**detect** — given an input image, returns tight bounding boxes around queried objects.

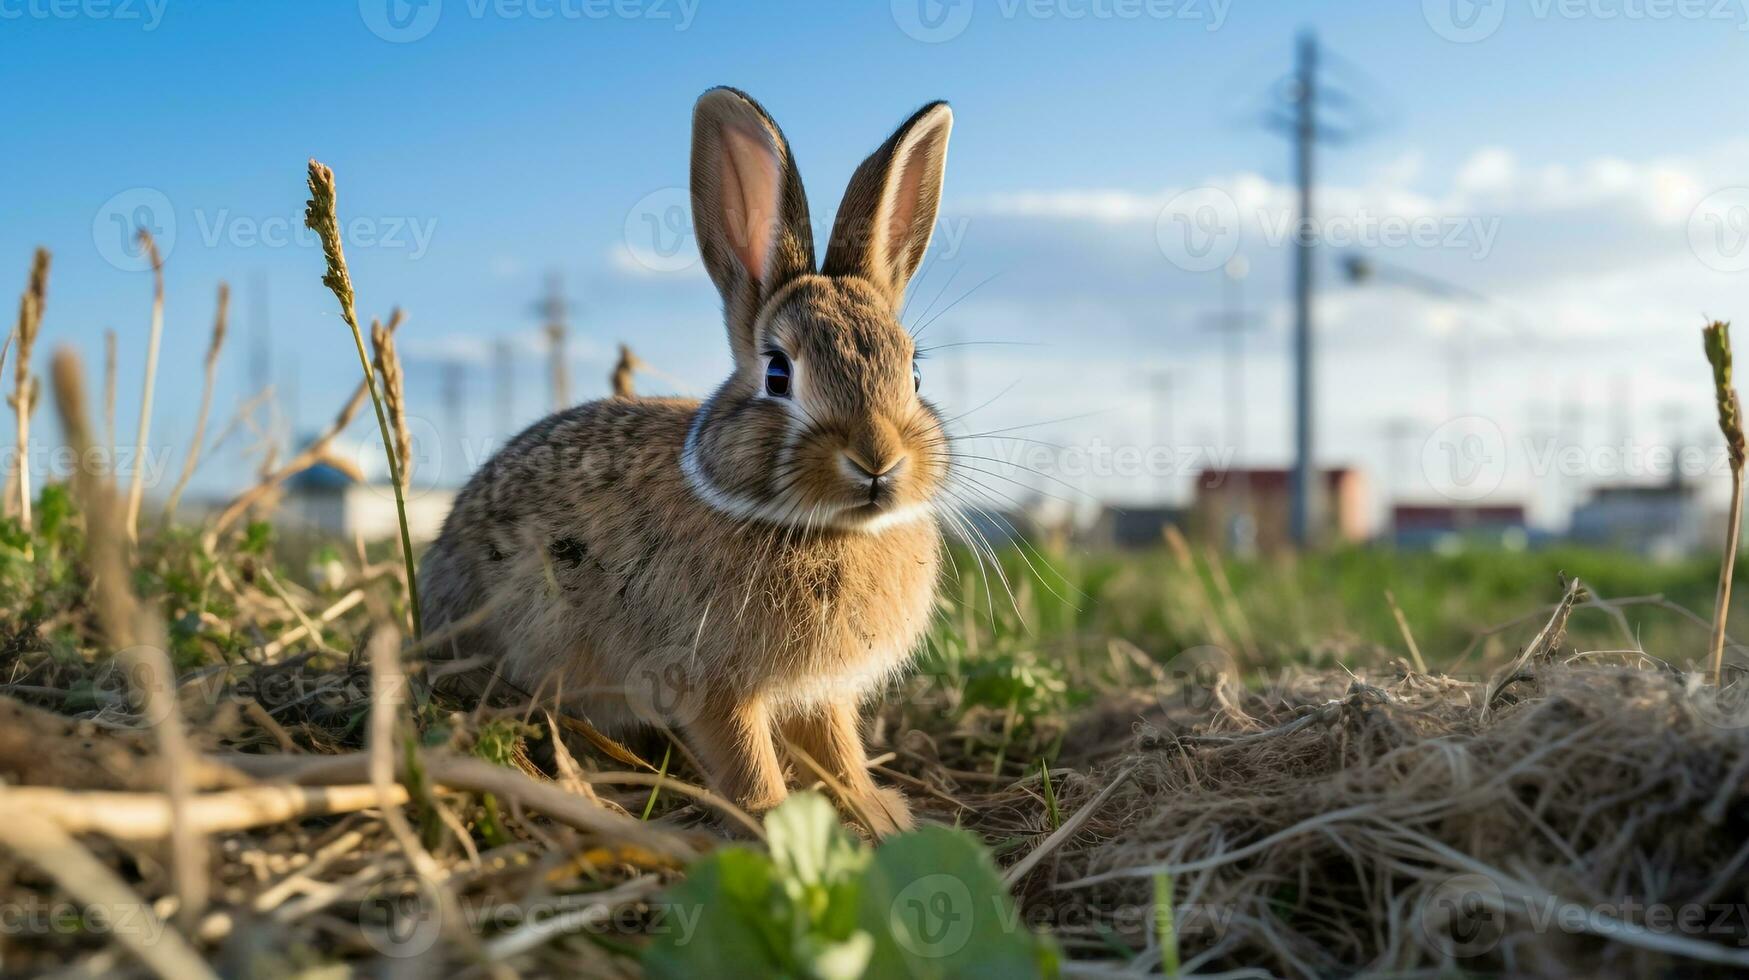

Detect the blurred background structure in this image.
[5,2,1748,557]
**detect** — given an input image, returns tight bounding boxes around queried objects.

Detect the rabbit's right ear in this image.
[691,88,815,361]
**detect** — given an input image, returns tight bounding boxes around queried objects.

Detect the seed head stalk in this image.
[305,160,422,638]
[124,232,164,544]
[1704,320,1745,686]
[11,248,49,535]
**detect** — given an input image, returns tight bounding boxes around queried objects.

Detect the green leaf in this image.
[767,792,871,892]
[643,795,1054,980]
[644,848,788,979]
[858,826,1057,980]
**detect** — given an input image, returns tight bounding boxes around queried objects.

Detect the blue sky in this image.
[4,0,1749,526]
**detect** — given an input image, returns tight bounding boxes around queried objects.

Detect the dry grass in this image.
[2,171,1748,979]
[3,533,1748,977]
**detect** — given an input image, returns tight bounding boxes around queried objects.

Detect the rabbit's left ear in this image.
[822,102,953,311]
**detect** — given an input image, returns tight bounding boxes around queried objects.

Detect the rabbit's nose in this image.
[842,452,907,490]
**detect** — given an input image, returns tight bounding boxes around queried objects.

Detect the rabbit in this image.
[419,87,957,834]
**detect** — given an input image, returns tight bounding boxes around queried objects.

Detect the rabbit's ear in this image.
[822,102,953,311]
[691,87,815,358]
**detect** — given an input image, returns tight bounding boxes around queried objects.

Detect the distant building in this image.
[1569,481,1704,558]
[1086,504,1188,549]
[1191,467,1369,553]
[1392,503,1530,552]
[281,462,455,543]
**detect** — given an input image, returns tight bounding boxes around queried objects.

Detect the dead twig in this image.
[164,283,228,518]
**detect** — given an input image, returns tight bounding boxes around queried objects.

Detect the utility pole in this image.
[1290,32,1316,548]
[1262,31,1373,548]
[539,272,571,411]
[1200,256,1259,467]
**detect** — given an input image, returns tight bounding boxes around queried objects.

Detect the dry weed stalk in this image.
[103,327,117,462]
[611,343,640,399]
[370,316,412,480]
[9,248,49,531]
[49,347,209,938]
[124,231,165,543]
[1706,320,1745,685]
[304,160,422,637]
[164,284,228,518]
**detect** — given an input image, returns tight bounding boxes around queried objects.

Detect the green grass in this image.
[932,541,1731,666]
[911,540,1739,767]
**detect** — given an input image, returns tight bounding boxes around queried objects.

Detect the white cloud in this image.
[894,139,1749,521]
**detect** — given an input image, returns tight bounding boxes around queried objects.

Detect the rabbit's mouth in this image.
[832,498,935,534]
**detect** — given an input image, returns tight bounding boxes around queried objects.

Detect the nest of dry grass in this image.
[936,652,1749,978]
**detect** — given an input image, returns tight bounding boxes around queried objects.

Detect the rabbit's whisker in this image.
[910,270,1002,343]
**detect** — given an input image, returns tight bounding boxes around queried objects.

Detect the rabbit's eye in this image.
[764,352,792,398]
[912,361,921,392]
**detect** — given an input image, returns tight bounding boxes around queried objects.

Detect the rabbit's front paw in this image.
[855,785,914,836]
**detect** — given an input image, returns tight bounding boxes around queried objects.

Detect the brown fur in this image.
[421,88,956,831]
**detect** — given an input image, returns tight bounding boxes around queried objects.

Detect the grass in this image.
[7,490,1749,975]
[3,165,1749,976]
